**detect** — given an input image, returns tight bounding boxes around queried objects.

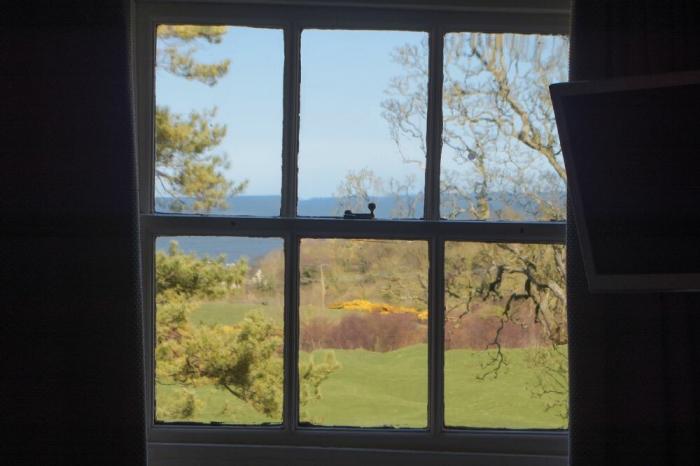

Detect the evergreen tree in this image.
[155,25,248,212]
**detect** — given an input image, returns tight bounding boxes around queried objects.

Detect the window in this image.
[135,2,569,465]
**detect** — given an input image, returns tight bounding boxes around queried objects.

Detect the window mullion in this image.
[429,236,445,434]
[281,22,301,218]
[282,20,302,432]
[284,233,301,432]
[424,27,444,221]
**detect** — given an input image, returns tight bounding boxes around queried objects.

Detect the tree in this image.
[155,25,248,212]
[155,241,338,421]
[334,168,383,214]
[335,169,422,218]
[153,28,339,421]
[381,33,569,421]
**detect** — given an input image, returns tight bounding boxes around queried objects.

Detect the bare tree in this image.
[334,168,383,214]
[335,169,423,218]
[383,32,570,421]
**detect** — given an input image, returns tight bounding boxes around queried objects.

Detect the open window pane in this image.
[299,238,428,427]
[440,33,569,221]
[298,30,428,218]
[444,241,568,429]
[155,25,283,215]
[154,236,284,425]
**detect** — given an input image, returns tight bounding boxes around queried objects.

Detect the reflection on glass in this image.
[440,33,569,221]
[299,239,428,427]
[155,25,283,215]
[444,241,568,429]
[298,30,428,218]
[154,236,284,425]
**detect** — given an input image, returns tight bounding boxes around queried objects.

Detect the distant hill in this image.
[156,195,412,218]
[155,195,410,261]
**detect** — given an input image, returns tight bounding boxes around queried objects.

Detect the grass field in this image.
[157,301,568,429]
[191,300,284,326]
[192,300,350,326]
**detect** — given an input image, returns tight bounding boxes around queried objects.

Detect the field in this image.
[157,301,567,430]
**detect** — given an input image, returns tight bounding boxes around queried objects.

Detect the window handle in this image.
[343,202,376,219]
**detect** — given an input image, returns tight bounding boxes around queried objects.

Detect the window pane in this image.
[299,239,428,427]
[444,241,568,429]
[154,236,284,425]
[440,33,569,221]
[298,30,428,218]
[155,25,283,215]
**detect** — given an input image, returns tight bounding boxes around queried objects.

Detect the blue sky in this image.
[156,27,427,200]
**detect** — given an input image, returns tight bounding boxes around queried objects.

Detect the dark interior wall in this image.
[1,1,145,464]
[2,1,699,465]
[568,1,700,465]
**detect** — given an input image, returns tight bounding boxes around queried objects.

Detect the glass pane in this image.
[444,242,568,429]
[155,25,283,215]
[440,33,569,220]
[154,236,284,425]
[299,239,428,427]
[298,30,428,218]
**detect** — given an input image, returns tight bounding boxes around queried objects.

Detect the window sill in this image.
[148,440,568,466]
[147,427,568,465]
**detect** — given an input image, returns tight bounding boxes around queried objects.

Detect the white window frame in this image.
[133,1,570,465]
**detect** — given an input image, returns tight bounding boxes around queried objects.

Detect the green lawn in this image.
[191,300,283,326]
[192,301,375,327]
[300,346,427,428]
[157,344,567,429]
[443,347,567,429]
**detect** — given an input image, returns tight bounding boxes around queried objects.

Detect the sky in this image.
[156,27,427,200]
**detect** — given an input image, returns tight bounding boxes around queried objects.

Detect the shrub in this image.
[301,312,426,352]
[445,313,546,350]
[329,299,428,321]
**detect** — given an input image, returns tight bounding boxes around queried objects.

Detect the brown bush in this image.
[445,314,546,350]
[301,312,426,352]
[300,316,336,351]
[301,303,547,352]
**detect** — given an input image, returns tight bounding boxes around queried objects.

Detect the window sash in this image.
[136,1,569,217]
[135,0,569,460]
[141,224,566,451]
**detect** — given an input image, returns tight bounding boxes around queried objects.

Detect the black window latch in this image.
[343,202,376,219]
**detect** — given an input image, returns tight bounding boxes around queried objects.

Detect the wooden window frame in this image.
[133,1,569,464]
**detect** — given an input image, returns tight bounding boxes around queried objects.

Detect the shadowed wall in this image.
[1,2,145,464]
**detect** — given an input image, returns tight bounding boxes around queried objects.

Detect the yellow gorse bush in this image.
[328,299,428,321]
